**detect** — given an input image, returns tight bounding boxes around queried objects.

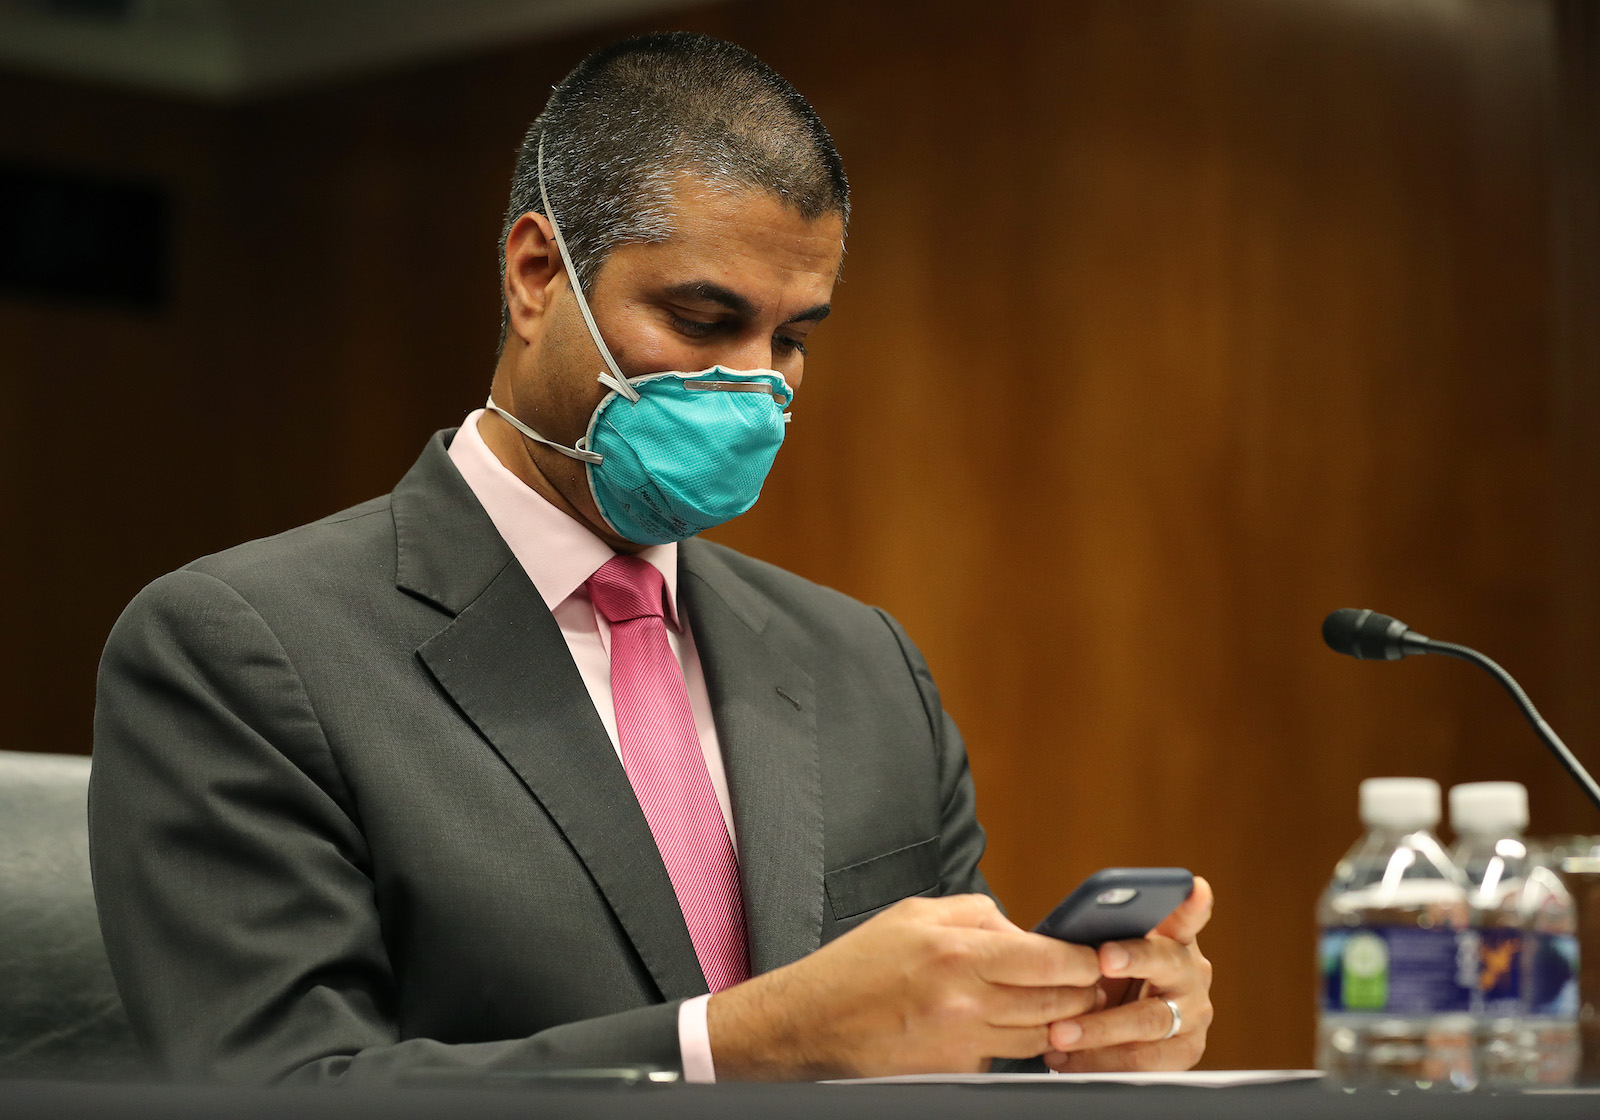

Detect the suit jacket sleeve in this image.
[870,609,993,904]
[873,608,1050,1076]
[89,569,682,1085]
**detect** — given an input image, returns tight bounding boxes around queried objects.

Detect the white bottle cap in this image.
[1449,781,1528,835]
[1359,777,1441,829]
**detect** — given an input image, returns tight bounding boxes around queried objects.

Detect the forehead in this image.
[602,174,845,309]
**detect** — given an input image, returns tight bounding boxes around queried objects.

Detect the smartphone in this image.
[1033,867,1194,947]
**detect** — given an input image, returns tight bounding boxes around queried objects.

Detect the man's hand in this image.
[707,894,1101,1080]
[1041,876,1215,1072]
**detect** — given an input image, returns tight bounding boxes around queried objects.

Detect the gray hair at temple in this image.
[496,31,850,352]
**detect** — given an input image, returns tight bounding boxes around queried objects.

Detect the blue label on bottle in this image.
[1527,932,1578,1016]
[1473,928,1524,1015]
[1320,926,1472,1015]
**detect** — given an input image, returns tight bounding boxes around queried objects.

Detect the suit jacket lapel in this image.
[681,541,823,976]
[397,432,708,1002]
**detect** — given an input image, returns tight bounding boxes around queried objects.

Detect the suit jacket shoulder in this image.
[185,494,396,589]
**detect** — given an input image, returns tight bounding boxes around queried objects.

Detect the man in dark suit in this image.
[89,32,1213,1083]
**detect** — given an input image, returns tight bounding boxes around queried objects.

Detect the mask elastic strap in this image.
[536,135,640,403]
[484,397,604,465]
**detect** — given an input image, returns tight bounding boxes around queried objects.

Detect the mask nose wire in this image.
[536,135,641,404]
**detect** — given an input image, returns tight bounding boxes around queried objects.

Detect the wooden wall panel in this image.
[1553,0,1600,843]
[1,0,1589,1072]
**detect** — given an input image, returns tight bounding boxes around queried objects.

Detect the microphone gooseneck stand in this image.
[1323,608,1600,814]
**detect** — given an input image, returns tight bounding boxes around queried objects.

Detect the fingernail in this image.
[1054,1021,1083,1048]
[1102,944,1129,972]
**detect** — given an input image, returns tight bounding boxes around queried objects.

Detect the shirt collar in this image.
[446,409,680,628]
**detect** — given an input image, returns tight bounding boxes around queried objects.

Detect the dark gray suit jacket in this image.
[88,431,993,1084]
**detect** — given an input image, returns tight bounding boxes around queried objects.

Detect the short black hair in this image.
[497,31,849,350]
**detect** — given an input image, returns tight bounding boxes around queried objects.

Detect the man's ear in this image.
[504,211,567,345]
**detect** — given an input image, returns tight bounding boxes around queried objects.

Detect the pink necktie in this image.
[586,555,749,992]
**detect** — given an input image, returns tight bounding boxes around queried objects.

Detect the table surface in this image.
[7,1078,1600,1120]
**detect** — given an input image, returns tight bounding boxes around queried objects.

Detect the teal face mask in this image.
[486,138,795,546]
[487,366,791,546]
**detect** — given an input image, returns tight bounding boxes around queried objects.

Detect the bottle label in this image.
[1471,928,1524,1015]
[1320,926,1471,1014]
[1527,932,1578,1017]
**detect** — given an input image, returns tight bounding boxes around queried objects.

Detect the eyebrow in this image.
[664,280,831,325]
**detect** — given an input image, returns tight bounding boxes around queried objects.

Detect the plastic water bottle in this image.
[1448,781,1535,1087]
[1523,841,1581,1085]
[1317,778,1474,1090]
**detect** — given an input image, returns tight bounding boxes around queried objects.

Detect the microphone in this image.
[1322,609,1600,813]
[1322,608,1430,661]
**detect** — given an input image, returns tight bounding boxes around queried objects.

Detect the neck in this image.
[480,364,646,555]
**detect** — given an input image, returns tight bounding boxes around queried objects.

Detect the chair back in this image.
[0,750,147,1079]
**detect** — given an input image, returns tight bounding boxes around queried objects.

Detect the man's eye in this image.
[774,334,807,356]
[670,315,720,338]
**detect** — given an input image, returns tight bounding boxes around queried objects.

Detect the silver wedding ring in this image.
[1161,998,1182,1040]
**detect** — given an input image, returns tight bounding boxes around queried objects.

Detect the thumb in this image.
[1153,875,1213,944]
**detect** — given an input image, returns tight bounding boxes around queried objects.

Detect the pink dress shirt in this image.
[448,409,723,1082]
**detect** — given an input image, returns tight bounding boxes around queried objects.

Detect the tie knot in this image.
[586,555,668,624]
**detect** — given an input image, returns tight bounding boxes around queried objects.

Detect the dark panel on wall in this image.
[0,0,1587,1072]
[0,162,169,309]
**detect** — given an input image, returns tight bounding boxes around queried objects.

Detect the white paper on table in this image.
[824,1070,1325,1088]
